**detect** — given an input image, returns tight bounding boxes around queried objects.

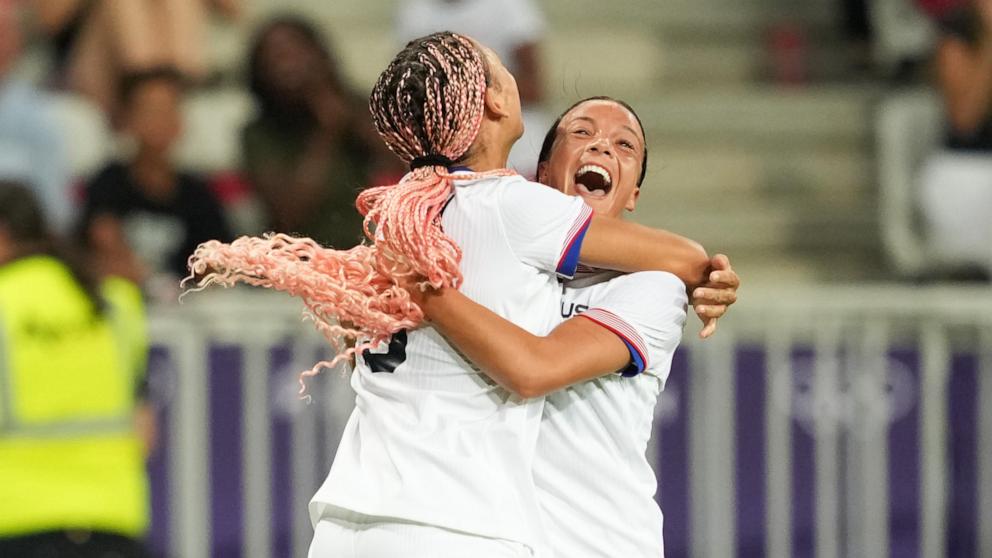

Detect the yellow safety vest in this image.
[0,255,149,538]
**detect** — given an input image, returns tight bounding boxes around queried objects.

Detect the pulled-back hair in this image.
[537,96,649,187]
[187,32,513,391]
[0,181,106,315]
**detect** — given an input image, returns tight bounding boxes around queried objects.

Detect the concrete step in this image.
[244,0,837,32]
[632,196,876,251]
[611,86,880,147]
[641,143,872,208]
[720,248,887,284]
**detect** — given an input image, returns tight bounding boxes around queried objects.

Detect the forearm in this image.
[940,39,992,134]
[419,288,629,397]
[420,288,549,394]
[579,216,710,289]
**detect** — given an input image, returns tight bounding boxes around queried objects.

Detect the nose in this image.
[587,137,613,157]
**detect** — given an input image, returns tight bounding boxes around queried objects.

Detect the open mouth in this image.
[574,164,613,198]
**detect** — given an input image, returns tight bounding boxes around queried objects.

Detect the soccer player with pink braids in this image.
[188,33,714,557]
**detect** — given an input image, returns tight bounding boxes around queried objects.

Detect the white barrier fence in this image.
[149,286,992,558]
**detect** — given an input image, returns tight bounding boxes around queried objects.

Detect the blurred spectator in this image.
[395,0,552,176]
[78,67,232,296]
[0,0,72,233]
[32,0,240,118]
[0,181,153,558]
[243,17,399,249]
[918,0,992,276]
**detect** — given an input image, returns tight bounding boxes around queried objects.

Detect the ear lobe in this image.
[625,188,640,212]
[483,86,510,120]
[537,161,549,185]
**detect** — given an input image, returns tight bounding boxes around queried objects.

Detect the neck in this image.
[131,149,176,198]
[458,124,512,172]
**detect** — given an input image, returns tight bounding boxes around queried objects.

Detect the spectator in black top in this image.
[918,0,992,277]
[78,67,231,297]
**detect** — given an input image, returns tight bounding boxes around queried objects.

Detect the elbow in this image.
[677,240,710,289]
[503,373,550,399]
[501,356,561,399]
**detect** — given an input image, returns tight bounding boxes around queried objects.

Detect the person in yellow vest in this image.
[0,181,153,557]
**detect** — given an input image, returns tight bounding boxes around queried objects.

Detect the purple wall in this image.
[144,344,982,558]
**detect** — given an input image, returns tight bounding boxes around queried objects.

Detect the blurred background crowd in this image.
[1,0,990,557]
[1,0,990,291]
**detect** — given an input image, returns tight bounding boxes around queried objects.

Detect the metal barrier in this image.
[147,286,992,558]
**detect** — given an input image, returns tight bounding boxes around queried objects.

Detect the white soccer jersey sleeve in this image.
[497,179,592,279]
[576,271,688,382]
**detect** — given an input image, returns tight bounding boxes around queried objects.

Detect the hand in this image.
[691,253,739,339]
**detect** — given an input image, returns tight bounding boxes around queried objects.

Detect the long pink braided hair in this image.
[186,32,514,390]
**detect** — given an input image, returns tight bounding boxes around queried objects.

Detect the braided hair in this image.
[187,32,514,391]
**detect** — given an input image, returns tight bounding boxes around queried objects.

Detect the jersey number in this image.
[361,330,408,373]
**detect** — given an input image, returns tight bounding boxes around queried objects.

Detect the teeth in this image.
[577,164,611,186]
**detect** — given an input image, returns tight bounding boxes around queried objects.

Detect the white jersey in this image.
[310,173,593,554]
[535,271,687,558]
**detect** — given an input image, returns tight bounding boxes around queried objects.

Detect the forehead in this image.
[559,100,644,142]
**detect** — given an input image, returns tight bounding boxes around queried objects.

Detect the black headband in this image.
[409,154,455,171]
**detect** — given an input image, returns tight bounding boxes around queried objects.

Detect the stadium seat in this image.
[175,88,258,173]
[875,88,945,277]
[47,92,113,179]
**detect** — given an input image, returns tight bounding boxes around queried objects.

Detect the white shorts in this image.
[308,508,535,558]
[919,151,992,271]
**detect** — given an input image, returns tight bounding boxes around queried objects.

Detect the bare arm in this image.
[417,287,630,398]
[579,215,710,289]
[937,36,992,135]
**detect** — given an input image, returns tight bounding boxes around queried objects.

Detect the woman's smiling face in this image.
[538,100,646,217]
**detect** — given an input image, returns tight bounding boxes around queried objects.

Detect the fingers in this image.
[694,304,728,321]
[699,317,718,339]
[707,254,740,288]
[710,253,732,271]
[692,287,738,306]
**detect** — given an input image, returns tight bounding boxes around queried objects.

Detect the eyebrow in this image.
[570,116,643,144]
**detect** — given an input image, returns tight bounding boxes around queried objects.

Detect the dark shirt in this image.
[939,8,992,151]
[79,162,232,278]
[242,116,371,249]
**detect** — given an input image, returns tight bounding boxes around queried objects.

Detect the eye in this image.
[572,128,591,136]
[619,140,635,150]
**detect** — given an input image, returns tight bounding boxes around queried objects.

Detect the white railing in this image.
[149,285,992,558]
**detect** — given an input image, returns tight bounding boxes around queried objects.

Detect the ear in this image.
[483,84,511,121]
[625,188,640,212]
[536,161,550,185]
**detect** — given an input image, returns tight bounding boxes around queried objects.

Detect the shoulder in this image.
[101,276,145,314]
[590,271,688,331]
[604,271,687,302]
[494,175,569,202]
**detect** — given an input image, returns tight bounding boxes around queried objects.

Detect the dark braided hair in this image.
[186,32,515,392]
